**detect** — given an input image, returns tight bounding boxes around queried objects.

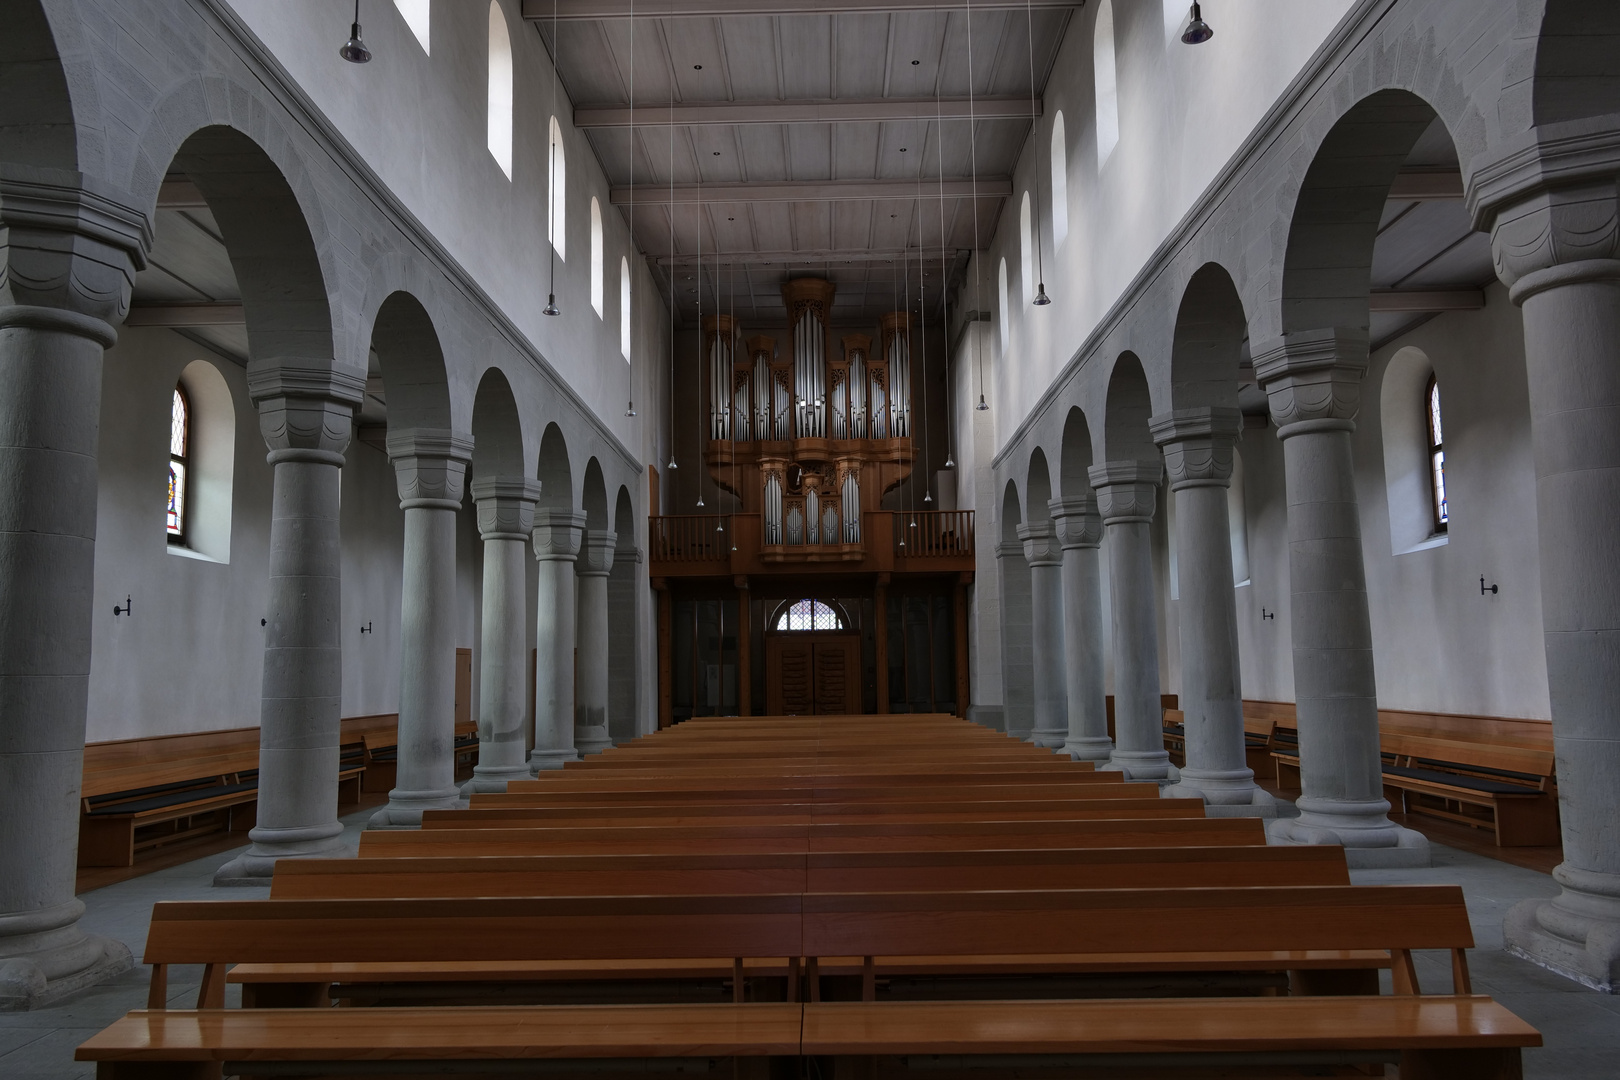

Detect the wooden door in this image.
[765,633,861,715]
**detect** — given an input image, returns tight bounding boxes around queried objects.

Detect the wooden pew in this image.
[422,799,1196,830]
[1378,731,1559,846]
[801,997,1539,1079]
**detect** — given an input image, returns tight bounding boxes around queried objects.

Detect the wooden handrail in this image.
[894,510,975,557]
[650,514,732,562]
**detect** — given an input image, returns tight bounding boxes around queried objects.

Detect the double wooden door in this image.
[764,633,861,715]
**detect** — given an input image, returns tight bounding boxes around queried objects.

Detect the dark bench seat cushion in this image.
[85,780,258,817]
[1382,765,1540,796]
[85,777,234,809]
[1409,757,1544,785]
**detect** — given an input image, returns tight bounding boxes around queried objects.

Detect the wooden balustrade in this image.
[651,515,733,568]
[650,511,974,579]
[893,511,975,560]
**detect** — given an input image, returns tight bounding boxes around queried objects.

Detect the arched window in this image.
[620,256,632,362]
[776,599,844,631]
[1428,375,1448,532]
[487,2,513,178]
[393,0,430,53]
[1050,111,1068,247]
[590,197,604,318]
[1093,0,1119,167]
[997,258,1010,352]
[548,115,567,259]
[167,385,190,542]
[1019,191,1035,304]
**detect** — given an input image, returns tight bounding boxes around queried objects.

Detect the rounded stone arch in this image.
[469,367,526,480]
[370,291,453,433]
[582,458,610,532]
[1025,449,1054,522]
[0,1,88,171]
[1058,405,1095,497]
[1101,352,1158,463]
[153,124,339,380]
[1520,1,1620,128]
[537,422,575,511]
[1279,89,1452,337]
[1000,480,1022,543]
[1169,263,1248,411]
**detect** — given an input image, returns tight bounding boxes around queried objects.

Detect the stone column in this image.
[1017,521,1066,749]
[1152,408,1274,815]
[530,509,586,770]
[0,171,147,1006]
[216,364,367,883]
[1484,175,1620,988]
[370,432,474,828]
[1089,461,1173,781]
[464,476,540,793]
[1049,496,1112,762]
[995,539,1034,738]
[1253,330,1426,866]
[574,530,617,755]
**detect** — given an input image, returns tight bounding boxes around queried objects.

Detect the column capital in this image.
[248,363,364,464]
[1016,521,1063,567]
[1048,495,1102,549]
[0,166,150,330]
[577,530,619,577]
[532,508,587,561]
[388,429,474,511]
[1251,328,1368,438]
[471,475,542,541]
[1088,460,1161,525]
[994,538,1025,561]
[1151,407,1242,490]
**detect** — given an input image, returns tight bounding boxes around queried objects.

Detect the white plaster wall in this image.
[89,329,412,742]
[981,0,1356,434]
[224,0,663,453]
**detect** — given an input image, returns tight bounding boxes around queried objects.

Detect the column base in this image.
[965,705,1005,732]
[1166,768,1278,817]
[1503,864,1620,992]
[1101,749,1176,782]
[575,725,614,756]
[529,748,581,773]
[214,821,348,886]
[368,786,466,830]
[460,762,532,796]
[1265,796,1430,868]
[1061,736,1115,763]
[1028,726,1068,750]
[0,900,134,1011]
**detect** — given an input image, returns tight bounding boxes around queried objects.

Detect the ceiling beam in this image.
[659,248,973,265]
[126,302,245,327]
[526,1,1078,19]
[1367,289,1484,313]
[612,177,1010,204]
[578,97,1037,128]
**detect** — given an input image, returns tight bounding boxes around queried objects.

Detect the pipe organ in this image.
[703,278,918,555]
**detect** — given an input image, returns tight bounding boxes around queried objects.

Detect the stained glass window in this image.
[1427,375,1447,532]
[776,599,843,632]
[168,385,189,540]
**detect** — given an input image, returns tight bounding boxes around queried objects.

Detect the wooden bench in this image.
[425,799,1194,830]
[1379,731,1559,847]
[357,816,1269,857]
[77,996,1540,1079]
[78,728,360,867]
[800,996,1539,1080]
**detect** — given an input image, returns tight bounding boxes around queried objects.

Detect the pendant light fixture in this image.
[624,2,638,422]
[626,401,637,417]
[966,0,989,415]
[1027,0,1051,306]
[935,77,956,474]
[339,0,371,63]
[1181,3,1214,45]
[666,50,678,476]
[542,0,561,316]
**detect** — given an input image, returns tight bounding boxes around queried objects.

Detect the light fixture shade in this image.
[1182,3,1213,44]
[667,457,679,470]
[340,23,371,63]
[625,401,637,417]
[976,394,989,412]
[716,520,725,532]
[944,456,956,469]
[542,294,561,317]
[924,491,933,503]
[696,494,705,508]
[1033,283,1052,306]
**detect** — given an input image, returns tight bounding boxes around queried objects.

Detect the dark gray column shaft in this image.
[1018,521,1066,749]
[575,530,617,755]
[1049,496,1111,762]
[466,477,540,792]
[531,509,586,771]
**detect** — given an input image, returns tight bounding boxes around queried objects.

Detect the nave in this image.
[40,714,1582,1078]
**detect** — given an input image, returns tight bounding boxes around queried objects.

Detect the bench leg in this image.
[228,799,257,833]
[1400,1047,1521,1079]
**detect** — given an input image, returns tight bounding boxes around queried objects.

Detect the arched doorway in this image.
[764,599,860,715]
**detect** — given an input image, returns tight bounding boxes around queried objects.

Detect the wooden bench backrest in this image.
[1243,717,1278,738]
[81,729,261,798]
[466,790,1166,814]
[509,769,1112,794]
[357,817,1266,857]
[802,886,1474,956]
[1380,732,1555,778]
[1376,709,1553,750]
[339,714,401,742]
[419,802,1206,832]
[269,845,1350,899]
[471,782,1131,806]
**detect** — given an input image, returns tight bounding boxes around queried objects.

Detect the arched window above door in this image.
[775,599,844,631]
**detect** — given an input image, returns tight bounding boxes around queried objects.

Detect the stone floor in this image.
[2,808,1616,1079]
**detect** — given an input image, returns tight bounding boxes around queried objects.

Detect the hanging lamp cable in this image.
[543,0,561,316]
[1026,0,1050,306]
[937,70,956,470]
[966,0,989,413]
[626,0,637,417]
